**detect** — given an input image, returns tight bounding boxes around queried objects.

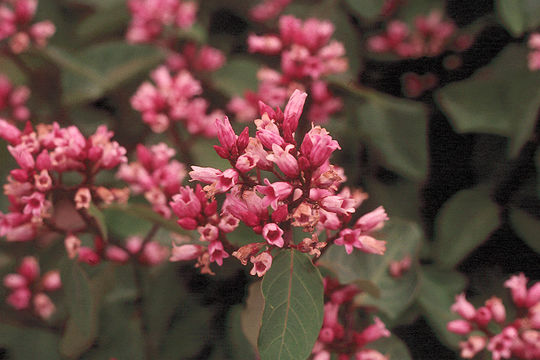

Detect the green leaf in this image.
[105,203,185,235]
[0,324,60,360]
[88,203,107,241]
[437,44,540,157]
[510,208,540,253]
[213,57,260,97]
[345,0,384,19]
[42,42,164,106]
[228,305,257,360]
[356,92,429,181]
[417,266,467,348]
[59,261,114,358]
[258,250,324,360]
[370,335,413,360]
[59,259,96,358]
[241,281,265,352]
[320,218,423,319]
[433,186,499,268]
[76,3,130,43]
[496,0,540,36]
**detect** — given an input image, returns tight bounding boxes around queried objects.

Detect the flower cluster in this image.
[117,143,186,218]
[169,90,387,276]
[0,122,127,242]
[126,0,197,44]
[367,10,472,59]
[131,65,224,136]
[528,33,540,71]
[447,273,540,359]
[401,72,438,98]
[312,277,391,360]
[0,0,55,53]
[106,235,169,266]
[3,256,61,319]
[249,0,292,22]
[0,74,30,122]
[165,42,225,73]
[228,15,347,124]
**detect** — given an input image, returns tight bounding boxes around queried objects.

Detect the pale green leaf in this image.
[496,0,540,36]
[433,186,499,268]
[258,250,324,360]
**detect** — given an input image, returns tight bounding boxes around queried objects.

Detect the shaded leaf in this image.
[321,218,423,319]
[417,266,467,349]
[258,250,324,360]
[88,203,107,241]
[105,203,185,235]
[433,186,499,268]
[213,57,259,97]
[0,324,60,360]
[228,305,258,360]
[241,281,265,352]
[345,0,384,20]
[370,335,412,360]
[510,208,540,253]
[437,44,540,157]
[496,0,540,36]
[42,42,164,106]
[356,92,429,181]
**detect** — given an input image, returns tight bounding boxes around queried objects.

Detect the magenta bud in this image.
[87,146,103,162]
[204,200,218,216]
[177,218,198,230]
[298,156,311,172]
[213,145,229,159]
[237,127,250,153]
[36,150,51,170]
[271,204,289,223]
[10,169,28,182]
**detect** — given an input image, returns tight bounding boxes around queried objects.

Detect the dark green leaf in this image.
[356,92,429,181]
[88,204,107,241]
[320,218,423,319]
[510,208,540,253]
[437,44,540,157]
[59,260,114,358]
[345,0,384,19]
[258,250,324,360]
[213,57,260,97]
[76,4,130,43]
[370,335,413,360]
[0,324,60,360]
[42,42,164,106]
[417,266,467,348]
[496,0,540,36]
[433,186,499,268]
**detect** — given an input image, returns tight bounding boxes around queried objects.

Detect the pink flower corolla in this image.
[131,66,222,136]
[0,75,30,121]
[189,166,239,194]
[334,228,386,255]
[300,125,340,169]
[0,0,55,53]
[2,256,60,317]
[250,0,292,22]
[170,244,204,262]
[367,10,471,59]
[528,33,540,71]
[250,251,273,277]
[256,178,293,210]
[126,0,196,44]
[262,222,285,247]
[208,240,229,266]
[389,254,412,278]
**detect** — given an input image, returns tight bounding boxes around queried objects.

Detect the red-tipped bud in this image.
[213,145,229,159]
[237,127,250,153]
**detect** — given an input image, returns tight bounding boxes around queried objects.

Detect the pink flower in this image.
[170,244,203,261]
[250,252,273,277]
[216,116,237,154]
[355,206,389,233]
[355,317,391,346]
[262,223,285,247]
[64,234,81,259]
[3,273,27,289]
[447,320,473,335]
[18,256,39,282]
[248,34,283,54]
[256,178,293,210]
[197,224,219,242]
[33,293,55,319]
[0,118,22,144]
[208,241,229,266]
[282,89,307,135]
[189,166,221,184]
[459,335,486,359]
[74,187,91,209]
[485,297,506,324]
[33,170,52,192]
[267,144,299,178]
[105,246,130,263]
[487,327,517,360]
[7,287,31,310]
[334,229,386,255]
[41,271,61,291]
[300,126,341,169]
[504,273,528,307]
[451,293,477,320]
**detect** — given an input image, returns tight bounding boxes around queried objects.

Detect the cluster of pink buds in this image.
[447,273,540,359]
[131,65,224,136]
[528,33,540,71]
[388,254,411,278]
[312,277,391,360]
[380,0,404,18]
[228,15,347,124]
[0,0,55,53]
[0,122,127,242]
[126,0,197,44]
[169,90,388,276]
[401,72,438,98]
[166,42,225,73]
[0,74,30,122]
[117,143,186,218]
[3,256,61,319]
[106,235,169,266]
[249,0,292,22]
[367,10,472,59]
